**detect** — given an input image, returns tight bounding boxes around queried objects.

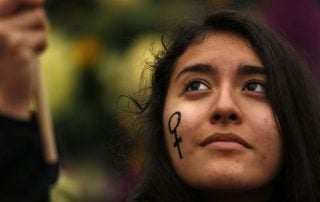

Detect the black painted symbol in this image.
[168,111,183,159]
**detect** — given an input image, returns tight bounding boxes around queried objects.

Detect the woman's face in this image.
[163,32,282,196]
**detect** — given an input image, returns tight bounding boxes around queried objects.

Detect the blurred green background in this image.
[41,0,320,201]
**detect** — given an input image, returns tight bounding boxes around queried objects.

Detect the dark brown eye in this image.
[244,82,266,93]
[186,80,208,91]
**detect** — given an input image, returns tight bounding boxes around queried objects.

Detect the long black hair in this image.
[126,10,320,202]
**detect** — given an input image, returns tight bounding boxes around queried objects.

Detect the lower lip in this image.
[206,141,246,152]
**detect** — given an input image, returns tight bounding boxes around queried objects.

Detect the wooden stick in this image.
[34,59,58,164]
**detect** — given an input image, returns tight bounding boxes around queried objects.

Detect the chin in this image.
[187,168,269,194]
[196,176,254,193]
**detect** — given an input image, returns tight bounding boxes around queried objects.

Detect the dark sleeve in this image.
[0,113,59,202]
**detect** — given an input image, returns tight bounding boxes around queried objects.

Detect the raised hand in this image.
[0,0,47,119]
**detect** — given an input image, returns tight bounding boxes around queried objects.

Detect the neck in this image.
[201,187,271,202]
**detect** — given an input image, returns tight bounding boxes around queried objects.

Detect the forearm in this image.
[0,100,30,120]
[0,77,32,120]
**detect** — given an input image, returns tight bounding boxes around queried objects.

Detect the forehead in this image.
[172,32,262,75]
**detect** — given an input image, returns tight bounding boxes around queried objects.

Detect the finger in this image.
[0,0,44,17]
[16,30,47,53]
[0,8,47,30]
[0,29,47,54]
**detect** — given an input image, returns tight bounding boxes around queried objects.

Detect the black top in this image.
[0,114,59,202]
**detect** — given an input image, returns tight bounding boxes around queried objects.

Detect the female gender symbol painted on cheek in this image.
[168,111,183,159]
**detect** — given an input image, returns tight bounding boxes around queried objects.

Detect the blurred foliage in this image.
[43,0,217,165]
[40,32,76,115]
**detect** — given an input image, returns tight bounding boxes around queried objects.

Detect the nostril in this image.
[214,114,221,120]
[229,114,237,121]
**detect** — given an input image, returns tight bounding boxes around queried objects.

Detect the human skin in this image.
[163,32,282,201]
[0,0,47,120]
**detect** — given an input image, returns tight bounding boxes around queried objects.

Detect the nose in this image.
[210,88,242,125]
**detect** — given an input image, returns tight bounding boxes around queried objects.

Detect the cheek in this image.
[164,105,208,134]
[164,101,206,133]
[163,105,208,159]
[246,107,282,168]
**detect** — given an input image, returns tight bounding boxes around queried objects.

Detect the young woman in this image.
[126,10,320,202]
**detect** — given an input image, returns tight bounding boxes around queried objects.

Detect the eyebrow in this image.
[238,65,266,75]
[174,64,216,81]
[174,64,266,81]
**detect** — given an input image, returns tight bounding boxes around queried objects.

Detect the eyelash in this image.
[243,79,267,93]
[183,78,267,93]
[184,78,209,92]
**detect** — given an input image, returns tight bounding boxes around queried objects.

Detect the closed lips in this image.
[200,133,252,149]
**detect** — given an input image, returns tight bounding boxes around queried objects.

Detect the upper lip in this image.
[199,133,252,148]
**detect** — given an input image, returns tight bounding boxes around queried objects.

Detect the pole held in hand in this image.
[34,59,58,164]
